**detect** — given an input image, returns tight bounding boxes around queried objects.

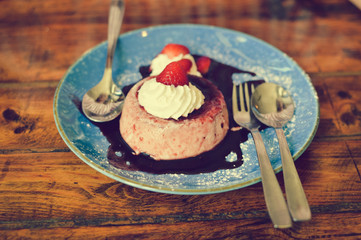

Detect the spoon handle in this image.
[275,128,311,222]
[251,130,292,229]
[106,0,125,69]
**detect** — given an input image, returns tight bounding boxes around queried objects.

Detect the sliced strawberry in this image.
[177,59,192,73]
[160,43,190,59]
[156,61,189,86]
[196,56,211,74]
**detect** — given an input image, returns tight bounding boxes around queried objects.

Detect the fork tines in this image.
[232,82,255,113]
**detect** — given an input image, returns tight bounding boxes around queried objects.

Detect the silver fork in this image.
[232,82,292,228]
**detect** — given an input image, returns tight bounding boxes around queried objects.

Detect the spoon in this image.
[82,0,125,122]
[251,82,311,222]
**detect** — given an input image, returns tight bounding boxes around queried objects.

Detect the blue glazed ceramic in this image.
[54,24,319,195]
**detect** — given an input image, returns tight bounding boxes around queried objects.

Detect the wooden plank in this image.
[313,74,361,139]
[0,212,360,239]
[0,139,360,228]
[0,84,68,151]
[1,0,361,84]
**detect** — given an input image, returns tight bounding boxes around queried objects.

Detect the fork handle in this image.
[276,128,311,222]
[251,130,292,228]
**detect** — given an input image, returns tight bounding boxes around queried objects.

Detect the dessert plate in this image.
[54,24,319,195]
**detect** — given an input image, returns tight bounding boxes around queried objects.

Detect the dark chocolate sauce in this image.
[79,56,265,174]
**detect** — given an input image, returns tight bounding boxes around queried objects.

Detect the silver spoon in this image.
[251,82,311,222]
[82,0,125,122]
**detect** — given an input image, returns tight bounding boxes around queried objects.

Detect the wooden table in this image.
[1,0,361,239]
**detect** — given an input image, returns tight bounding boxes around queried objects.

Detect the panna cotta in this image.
[119,44,229,160]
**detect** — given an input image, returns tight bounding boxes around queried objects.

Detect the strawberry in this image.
[160,43,190,59]
[196,56,211,74]
[177,59,192,73]
[156,61,189,86]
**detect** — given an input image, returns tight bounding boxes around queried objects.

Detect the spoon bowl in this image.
[251,82,295,128]
[251,82,311,222]
[82,0,125,122]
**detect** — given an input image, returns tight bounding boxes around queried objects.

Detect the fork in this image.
[232,82,292,228]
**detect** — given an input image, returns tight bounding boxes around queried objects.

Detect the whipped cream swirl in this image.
[138,78,205,120]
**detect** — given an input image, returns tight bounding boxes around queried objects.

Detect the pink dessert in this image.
[119,44,229,160]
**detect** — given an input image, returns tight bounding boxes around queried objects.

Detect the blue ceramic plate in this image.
[54,24,319,195]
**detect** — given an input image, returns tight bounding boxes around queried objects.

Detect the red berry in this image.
[196,56,211,74]
[156,61,189,87]
[177,59,192,73]
[160,43,190,59]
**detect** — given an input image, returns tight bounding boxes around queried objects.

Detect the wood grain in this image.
[1,0,361,83]
[1,0,361,238]
[0,82,67,152]
[2,212,361,240]
[0,140,360,238]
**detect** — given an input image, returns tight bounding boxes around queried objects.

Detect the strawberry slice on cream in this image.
[150,43,201,77]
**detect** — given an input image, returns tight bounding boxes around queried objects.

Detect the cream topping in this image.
[138,78,205,120]
[150,53,201,77]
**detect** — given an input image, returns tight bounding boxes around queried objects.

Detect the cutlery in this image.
[251,82,311,222]
[350,0,361,11]
[82,0,125,122]
[232,82,292,228]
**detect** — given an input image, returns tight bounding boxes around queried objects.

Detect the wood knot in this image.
[337,91,352,99]
[2,108,38,134]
